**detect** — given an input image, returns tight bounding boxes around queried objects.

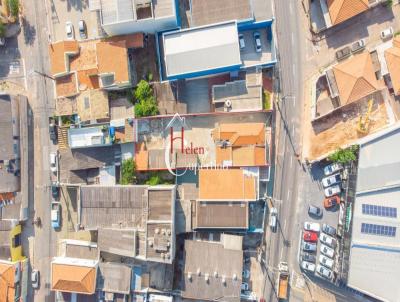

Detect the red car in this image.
[303,231,318,242]
[324,195,340,209]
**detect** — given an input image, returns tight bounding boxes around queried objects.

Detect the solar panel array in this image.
[362,204,397,218]
[361,223,396,237]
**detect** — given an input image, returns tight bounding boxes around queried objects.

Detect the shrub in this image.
[121,159,136,185]
[9,0,19,18]
[134,80,158,117]
[328,145,359,164]
[0,22,5,38]
[385,0,393,7]
[145,174,162,186]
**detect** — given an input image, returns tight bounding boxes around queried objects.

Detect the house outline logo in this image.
[164,113,204,176]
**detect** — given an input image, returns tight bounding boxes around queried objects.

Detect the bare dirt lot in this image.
[305,97,391,160]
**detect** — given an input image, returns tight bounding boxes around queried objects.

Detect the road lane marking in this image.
[291,33,295,45]
[290,155,293,169]
[289,2,294,15]
[297,230,303,264]
[292,123,295,137]
[287,189,291,201]
[283,219,287,232]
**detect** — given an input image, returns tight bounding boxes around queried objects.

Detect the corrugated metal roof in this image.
[163,22,241,77]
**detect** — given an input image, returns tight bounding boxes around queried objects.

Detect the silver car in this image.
[31,269,40,289]
[319,255,334,269]
[302,242,317,252]
[316,265,333,280]
[66,21,74,40]
[321,173,341,188]
[320,244,335,258]
[324,185,341,197]
[322,224,336,236]
[320,233,336,247]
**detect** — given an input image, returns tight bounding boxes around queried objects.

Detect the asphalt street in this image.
[19,0,57,301]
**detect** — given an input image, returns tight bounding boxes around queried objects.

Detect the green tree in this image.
[0,21,5,38]
[133,80,159,117]
[328,145,359,164]
[135,80,152,101]
[385,0,393,8]
[9,0,19,18]
[134,97,158,117]
[121,159,136,185]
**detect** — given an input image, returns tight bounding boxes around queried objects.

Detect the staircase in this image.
[57,127,69,149]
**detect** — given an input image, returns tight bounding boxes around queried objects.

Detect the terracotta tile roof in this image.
[77,69,99,90]
[0,262,15,302]
[55,73,79,98]
[333,52,379,105]
[49,41,79,76]
[96,41,130,84]
[52,263,96,295]
[105,33,144,49]
[135,142,149,170]
[213,123,265,146]
[385,37,400,96]
[198,169,257,200]
[327,0,369,25]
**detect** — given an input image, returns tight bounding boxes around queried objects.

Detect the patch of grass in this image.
[144,172,174,186]
[395,31,400,37]
[385,0,393,8]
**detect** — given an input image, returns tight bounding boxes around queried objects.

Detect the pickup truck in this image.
[278,262,289,300]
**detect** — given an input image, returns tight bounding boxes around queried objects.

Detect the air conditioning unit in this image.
[224,100,232,108]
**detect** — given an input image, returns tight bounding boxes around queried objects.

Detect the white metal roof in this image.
[163,21,241,77]
[348,123,400,302]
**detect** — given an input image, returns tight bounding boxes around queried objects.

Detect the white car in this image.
[242,269,250,279]
[66,21,74,40]
[316,265,333,280]
[50,152,58,173]
[269,207,277,229]
[320,244,335,258]
[381,27,393,40]
[319,233,336,247]
[31,269,40,289]
[302,241,317,252]
[321,173,341,188]
[253,31,262,52]
[324,185,341,197]
[304,221,320,233]
[241,282,249,291]
[238,34,245,50]
[301,261,316,272]
[323,163,342,176]
[319,255,334,269]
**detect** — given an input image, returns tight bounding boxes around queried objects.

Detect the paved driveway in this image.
[49,0,101,41]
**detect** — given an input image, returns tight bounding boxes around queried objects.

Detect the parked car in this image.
[302,252,316,263]
[308,205,322,217]
[303,231,318,242]
[50,152,58,173]
[302,242,317,252]
[321,173,341,188]
[324,195,339,209]
[351,39,366,53]
[0,37,6,46]
[324,185,341,197]
[65,21,74,39]
[51,184,60,199]
[322,223,336,236]
[269,207,277,230]
[31,269,40,289]
[51,202,61,229]
[301,261,316,273]
[304,221,320,232]
[324,163,342,176]
[316,265,333,280]
[78,20,87,39]
[253,31,262,52]
[381,27,394,40]
[319,255,334,269]
[335,46,351,61]
[238,34,245,50]
[241,282,249,291]
[242,269,250,279]
[49,123,57,142]
[320,233,336,247]
[320,244,335,258]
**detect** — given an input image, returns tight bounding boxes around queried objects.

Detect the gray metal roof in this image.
[98,228,137,258]
[182,239,243,302]
[357,125,400,193]
[348,124,400,302]
[97,262,132,294]
[163,22,241,77]
[100,0,135,25]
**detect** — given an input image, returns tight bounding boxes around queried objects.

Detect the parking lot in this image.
[296,161,345,282]
[239,28,274,67]
[49,0,100,41]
